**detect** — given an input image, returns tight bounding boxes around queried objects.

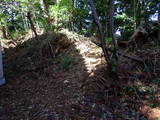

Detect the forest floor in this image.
[0,30,160,120]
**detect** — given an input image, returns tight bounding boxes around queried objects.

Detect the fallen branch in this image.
[91,40,143,62]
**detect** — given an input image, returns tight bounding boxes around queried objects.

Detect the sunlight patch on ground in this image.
[140,106,160,120]
[2,29,44,49]
[60,29,104,74]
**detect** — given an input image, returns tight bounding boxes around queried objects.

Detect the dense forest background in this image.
[0,0,160,120]
[1,0,159,40]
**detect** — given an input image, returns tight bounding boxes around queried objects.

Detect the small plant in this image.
[122,86,135,95]
[59,55,75,71]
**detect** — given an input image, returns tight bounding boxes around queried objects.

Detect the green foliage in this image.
[104,37,112,44]
[0,0,158,40]
[115,13,135,41]
[147,78,160,88]
[138,86,154,95]
[122,85,154,96]
[122,86,135,95]
[59,55,75,71]
[73,8,88,21]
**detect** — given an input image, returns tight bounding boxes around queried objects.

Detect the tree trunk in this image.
[108,0,118,75]
[88,0,110,62]
[27,12,39,41]
[68,16,72,31]
[27,12,45,71]
[105,10,109,37]
[41,0,52,24]
[109,0,116,48]
[158,4,160,22]
[0,42,5,86]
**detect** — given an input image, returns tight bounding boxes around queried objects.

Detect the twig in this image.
[47,39,56,58]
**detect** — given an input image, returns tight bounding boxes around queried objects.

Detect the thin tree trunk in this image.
[27,12,39,41]
[33,13,40,30]
[105,10,109,37]
[27,12,45,72]
[134,0,136,29]
[88,0,110,62]
[21,12,27,31]
[158,4,160,22]
[109,0,116,48]
[68,16,72,31]
[41,0,52,24]
[24,12,29,30]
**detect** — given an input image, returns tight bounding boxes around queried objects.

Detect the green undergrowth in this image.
[121,81,159,108]
[59,55,76,71]
[3,31,71,77]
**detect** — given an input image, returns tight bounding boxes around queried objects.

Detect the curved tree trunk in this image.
[27,12,39,41]
[88,0,110,62]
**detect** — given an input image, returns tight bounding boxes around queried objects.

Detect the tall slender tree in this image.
[27,12,39,41]
[158,4,160,21]
[109,0,116,48]
[88,0,110,62]
[41,0,52,25]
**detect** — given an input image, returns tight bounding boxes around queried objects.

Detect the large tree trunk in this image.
[88,0,110,62]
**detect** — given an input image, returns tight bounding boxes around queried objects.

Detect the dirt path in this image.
[1,30,157,120]
[60,29,104,73]
[0,30,107,120]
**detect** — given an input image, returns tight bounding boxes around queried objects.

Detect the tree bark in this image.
[109,0,116,48]
[68,16,72,31]
[88,0,110,62]
[27,12,39,41]
[41,0,52,24]
[27,12,45,72]
[158,4,160,22]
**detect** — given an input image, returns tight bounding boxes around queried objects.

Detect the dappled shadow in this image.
[81,51,160,119]
[0,32,89,120]
[0,30,160,120]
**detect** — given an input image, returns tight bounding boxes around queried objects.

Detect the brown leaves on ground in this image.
[1,29,160,120]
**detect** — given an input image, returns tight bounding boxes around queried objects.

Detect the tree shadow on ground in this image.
[0,32,89,120]
[0,31,160,120]
[82,54,160,120]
